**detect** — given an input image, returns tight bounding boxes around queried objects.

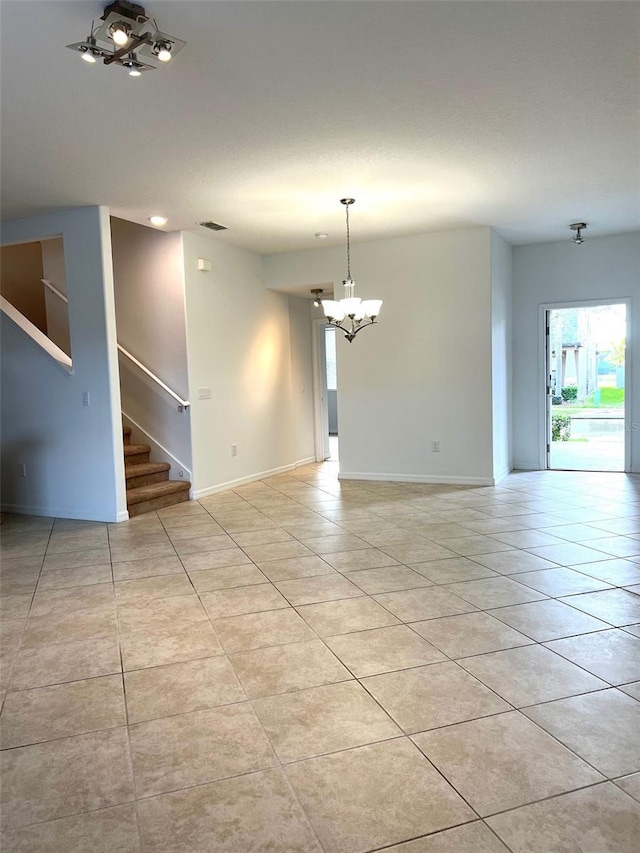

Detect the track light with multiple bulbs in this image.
[67,1,185,76]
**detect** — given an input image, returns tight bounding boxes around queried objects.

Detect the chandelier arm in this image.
[328,317,376,343]
[103,30,153,63]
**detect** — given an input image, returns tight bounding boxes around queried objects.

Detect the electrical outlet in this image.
[18,463,26,477]
[82,391,90,407]
[231,444,237,457]
[431,440,440,452]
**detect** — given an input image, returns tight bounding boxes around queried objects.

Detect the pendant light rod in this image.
[341,197,355,282]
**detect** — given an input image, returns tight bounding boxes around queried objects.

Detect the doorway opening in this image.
[545,302,627,472]
[325,326,339,461]
[312,320,339,462]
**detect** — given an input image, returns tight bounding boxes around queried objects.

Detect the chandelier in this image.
[321,199,382,343]
[66,1,186,76]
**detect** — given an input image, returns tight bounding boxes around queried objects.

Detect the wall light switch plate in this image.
[198,387,212,400]
[197,258,212,272]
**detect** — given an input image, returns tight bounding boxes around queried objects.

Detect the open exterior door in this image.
[545,309,553,469]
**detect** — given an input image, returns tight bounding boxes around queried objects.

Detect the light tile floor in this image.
[1,463,640,852]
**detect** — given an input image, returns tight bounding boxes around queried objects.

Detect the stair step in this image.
[123,425,132,446]
[126,480,191,517]
[125,461,170,489]
[124,443,151,464]
[124,443,150,456]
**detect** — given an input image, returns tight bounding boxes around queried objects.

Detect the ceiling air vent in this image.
[199,221,227,231]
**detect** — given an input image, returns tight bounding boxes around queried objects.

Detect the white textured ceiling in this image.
[1,0,638,253]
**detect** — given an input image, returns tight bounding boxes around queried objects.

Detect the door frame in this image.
[538,298,631,472]
[311,318,331,462]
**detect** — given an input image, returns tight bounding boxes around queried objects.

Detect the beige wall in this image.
[0,242,45,332]
[110,217,192,473]
[182,231,315,496]
[265,227,497,485]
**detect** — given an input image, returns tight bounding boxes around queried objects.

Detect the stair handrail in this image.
[117,345,191,411]
[41,279,68,303]
[40,279,190,412]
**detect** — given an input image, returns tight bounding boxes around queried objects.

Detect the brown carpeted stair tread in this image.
[126,479,191,506]
[124,443,151,456]
[125,461,170,480]
[122,426,190,516]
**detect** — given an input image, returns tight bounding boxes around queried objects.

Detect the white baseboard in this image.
[1,502,122,522]
[295,456,317,467]
[512,461,543,471]
[493,464,512,484]
[193,458,315,499]
[337,471,497,487]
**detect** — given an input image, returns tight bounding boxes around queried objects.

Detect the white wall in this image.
[182,232,315,496]
[513,232,640,472]
[1,207,126,521]
[287,295,316,463]
[491,230,513,480]
[110,218,192,475]
[265,227,496,484]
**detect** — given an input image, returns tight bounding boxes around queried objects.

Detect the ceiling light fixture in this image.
[315,232,328,240]
[66,1,186,75]
[148,215,167,226]
[154,41,173,62]
[321,199,383,343]
[124,55,143,76]
[310,288,324,307]
[569,222,587,244]
[109,21,131,46]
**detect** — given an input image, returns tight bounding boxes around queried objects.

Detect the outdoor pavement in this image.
[551,407,625,472]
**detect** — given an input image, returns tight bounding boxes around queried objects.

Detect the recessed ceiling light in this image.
[148,215,167,226]
[315,232,328,240]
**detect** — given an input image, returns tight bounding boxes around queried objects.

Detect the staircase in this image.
[123,425,191,517]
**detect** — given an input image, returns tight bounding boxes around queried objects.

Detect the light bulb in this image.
[156,45,172,62]
[129,67,142,77]
[110,23,130,46]
[81,50,97,63]
[148,215,167,226]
